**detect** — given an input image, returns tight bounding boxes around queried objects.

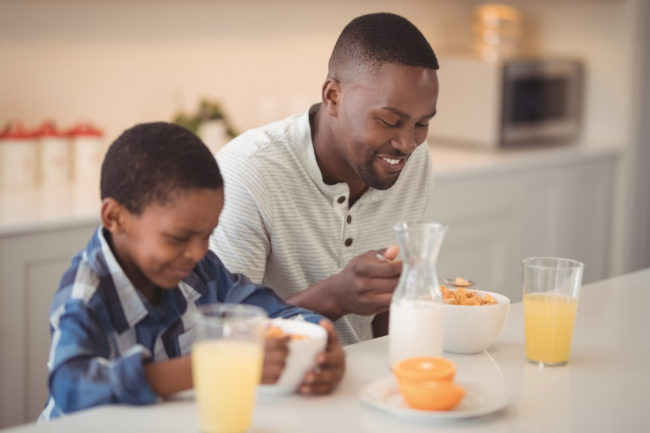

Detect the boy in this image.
[39,122,345,421]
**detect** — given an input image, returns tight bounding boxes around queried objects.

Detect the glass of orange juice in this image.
[192,304,267,433]
[522,257,584,367]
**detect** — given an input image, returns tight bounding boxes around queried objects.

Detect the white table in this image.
[4,268,650,433]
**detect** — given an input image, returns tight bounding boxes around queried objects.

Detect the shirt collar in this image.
[90,227,203,328]
[296,105,388,206]
[94,227,149,327]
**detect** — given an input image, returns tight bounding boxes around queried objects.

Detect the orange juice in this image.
[524,293,577,365]
[192,339,263,433]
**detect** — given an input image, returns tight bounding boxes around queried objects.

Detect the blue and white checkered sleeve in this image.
[205,255,325,324]
[46,300,158,415]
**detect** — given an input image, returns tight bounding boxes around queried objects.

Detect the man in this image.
[211,13,439,345]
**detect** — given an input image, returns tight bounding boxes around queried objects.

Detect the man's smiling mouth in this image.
[379,155,408,169]
[382,157,401,165]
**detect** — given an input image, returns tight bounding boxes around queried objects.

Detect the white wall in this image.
[0,0,464,142]
[0,0,642,148]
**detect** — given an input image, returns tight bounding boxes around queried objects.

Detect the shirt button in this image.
[344,238,353,247]
[347,215,352,224]
[337,196,346,204]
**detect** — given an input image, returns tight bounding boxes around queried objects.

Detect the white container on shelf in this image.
[0,122,39,191]
[472,3,522,62]
[69,124,104,184]
[37,121,72,184]
[198,119,230,155]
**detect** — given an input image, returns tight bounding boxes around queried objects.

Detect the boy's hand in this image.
[298,319,346,395]
[261,334,290,384]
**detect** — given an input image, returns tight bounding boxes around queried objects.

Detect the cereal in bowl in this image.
[441,286,497,306]
[266,325,309,341]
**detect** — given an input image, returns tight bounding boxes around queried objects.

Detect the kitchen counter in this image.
[3,267,649,433]
[429,140,623,181]
[0,182,100,236]
[0,142,623,236]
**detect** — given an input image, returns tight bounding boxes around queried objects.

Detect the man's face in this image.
[112,188,223,291]
[334,63,438,190]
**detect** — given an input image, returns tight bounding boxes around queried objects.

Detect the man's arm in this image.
[284,274,347,321]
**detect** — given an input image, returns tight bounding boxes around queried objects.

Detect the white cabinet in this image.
[0,222,97,428]
[431,147,618,302]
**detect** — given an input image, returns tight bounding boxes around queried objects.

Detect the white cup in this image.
[0,123,39,190]
[69,124,104,184]
[258,318,327,395]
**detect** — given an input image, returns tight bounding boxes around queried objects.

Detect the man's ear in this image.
[321,78,341,116]
[100,198,127,234]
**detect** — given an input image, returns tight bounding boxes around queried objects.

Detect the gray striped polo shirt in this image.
[211,110,436,345]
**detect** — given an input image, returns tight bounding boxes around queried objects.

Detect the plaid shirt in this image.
[39,227,322,421]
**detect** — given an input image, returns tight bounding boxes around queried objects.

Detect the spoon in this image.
[442,277,476,288]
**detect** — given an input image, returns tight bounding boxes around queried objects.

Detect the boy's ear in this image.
[100,198,128,233]
[321,78,341,116]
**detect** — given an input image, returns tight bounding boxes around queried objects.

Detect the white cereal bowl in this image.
[258,318,327,395]
[443,290,510,354]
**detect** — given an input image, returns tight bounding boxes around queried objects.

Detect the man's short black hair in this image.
[329,13,439,74]
[100,122,223,214]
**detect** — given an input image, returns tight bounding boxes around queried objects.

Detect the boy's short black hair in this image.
[100,122,223,214]
[329,12,439,73]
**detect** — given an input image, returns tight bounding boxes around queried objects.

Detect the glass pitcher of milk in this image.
[388,221,448,367]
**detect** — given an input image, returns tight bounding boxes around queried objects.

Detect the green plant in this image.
[173,98,237,138]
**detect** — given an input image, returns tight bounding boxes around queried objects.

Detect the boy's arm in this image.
[206,255,344,390]
[208,253,325,324]
[47,301,158,414]
[143,356,192,396]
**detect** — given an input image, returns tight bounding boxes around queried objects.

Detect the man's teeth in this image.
[383,157,400,165]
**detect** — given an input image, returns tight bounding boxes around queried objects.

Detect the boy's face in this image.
[107,187,223,293]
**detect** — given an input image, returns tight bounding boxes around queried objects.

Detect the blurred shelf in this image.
[0,181,100,236]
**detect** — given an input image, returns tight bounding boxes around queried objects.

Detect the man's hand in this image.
[332,244,400,316]
[298,319,346,395]
[287,245,401,320]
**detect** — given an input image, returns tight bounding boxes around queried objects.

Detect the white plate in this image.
[360,375,507,420]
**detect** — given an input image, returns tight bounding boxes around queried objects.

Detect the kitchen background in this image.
[1,0,649,428]
[2,0,648,256]
[0,0,643,146]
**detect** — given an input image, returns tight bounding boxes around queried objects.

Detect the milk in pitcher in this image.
[388,298,444,367]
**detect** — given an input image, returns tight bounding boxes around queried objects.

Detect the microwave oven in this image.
[429,56,584,148]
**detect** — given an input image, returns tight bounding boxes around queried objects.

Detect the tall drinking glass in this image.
[192,304,267,433]
[522,257,584,367]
